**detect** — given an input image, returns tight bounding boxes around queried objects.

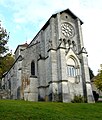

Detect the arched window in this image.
[31,61,35,75]
[67,57,77,77]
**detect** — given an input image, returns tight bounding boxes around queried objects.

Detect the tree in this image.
[0,52,15,80]
[0,21,9,55]
[94,65,102,91]
[0,21,14,79]
[0,53,14,78]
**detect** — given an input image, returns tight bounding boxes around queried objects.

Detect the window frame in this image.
[31,61,35,76]
[67,65,76,77]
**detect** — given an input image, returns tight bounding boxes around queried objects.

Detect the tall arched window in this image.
[31,61,35,75]
[67,57,77,77]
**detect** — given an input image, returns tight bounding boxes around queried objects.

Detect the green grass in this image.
[0,100,102,120]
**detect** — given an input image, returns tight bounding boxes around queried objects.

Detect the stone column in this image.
[48,49,58,101]
[37,59,46,101]
[28,76,38,101]
[76,18,94,103]
[57,47,71,102]
[81,53,95,103]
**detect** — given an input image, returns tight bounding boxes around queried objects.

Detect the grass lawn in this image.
[0,100,102,120]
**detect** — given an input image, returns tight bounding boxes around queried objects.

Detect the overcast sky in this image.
[0,0,102,75]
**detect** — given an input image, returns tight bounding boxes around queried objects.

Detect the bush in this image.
[71,94,84,103]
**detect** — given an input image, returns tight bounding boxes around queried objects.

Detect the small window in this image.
[31,61,35,75]
[65,16,68,19]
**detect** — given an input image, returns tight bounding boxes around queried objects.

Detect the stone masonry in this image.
[1,9,94,102]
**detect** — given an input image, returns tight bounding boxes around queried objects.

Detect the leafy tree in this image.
[0,21,9,55]
[0,53,14,78]
[0,21,14,79]
[0,52,15,79]
[94,65,102,91]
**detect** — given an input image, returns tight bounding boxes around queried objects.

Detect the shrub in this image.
[71,94,84,103]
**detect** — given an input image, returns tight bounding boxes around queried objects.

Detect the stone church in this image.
[1,9,94,102]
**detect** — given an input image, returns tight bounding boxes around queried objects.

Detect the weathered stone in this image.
[1,9,94,103]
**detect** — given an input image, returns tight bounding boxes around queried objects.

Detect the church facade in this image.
[1,9,94,102]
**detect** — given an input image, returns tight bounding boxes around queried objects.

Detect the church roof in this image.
[52,8,83,24]
[29,8,83,45]
[42,8,83,31]
[19,43,28,47]
[14,42,28,54]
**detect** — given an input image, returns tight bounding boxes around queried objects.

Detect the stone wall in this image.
[1,9,95,103]
[0,89,10,99]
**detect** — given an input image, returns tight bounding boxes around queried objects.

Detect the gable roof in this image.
[29,8,83,46]
[14,43,28,54]
[41,8,83,32]
[43,8,83,30]
[53,8,83,24]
